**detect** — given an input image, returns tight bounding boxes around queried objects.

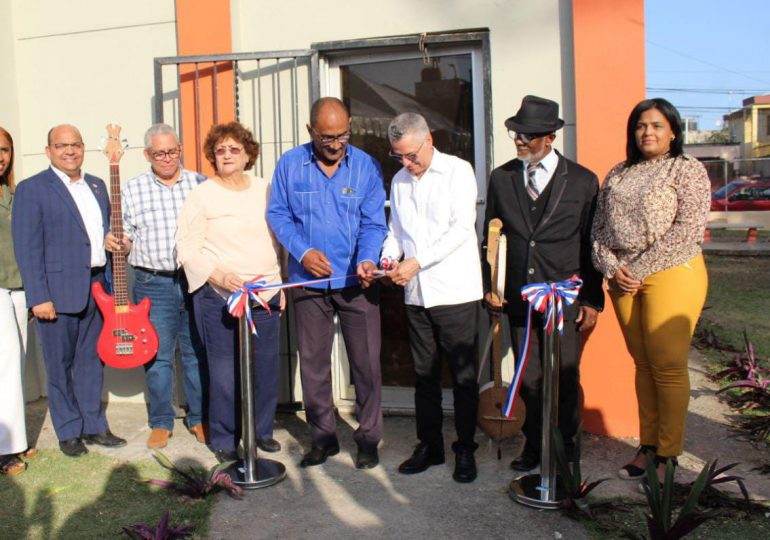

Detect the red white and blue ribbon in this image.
[501,276,583,418]
[226,274,357,335]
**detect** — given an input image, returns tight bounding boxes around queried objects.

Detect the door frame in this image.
[312,30,493,409]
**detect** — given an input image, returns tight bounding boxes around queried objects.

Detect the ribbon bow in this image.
[226,276,272,336]
[226,274,357,335]
[502,276,583,418]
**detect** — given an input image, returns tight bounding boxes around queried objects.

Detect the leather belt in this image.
[135,266,181,278]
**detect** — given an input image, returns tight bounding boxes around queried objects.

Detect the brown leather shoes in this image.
[188,423,208,444]
[1,455,27,476]
[147,428,172,449]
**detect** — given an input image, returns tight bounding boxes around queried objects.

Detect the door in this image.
[315,32,491,409]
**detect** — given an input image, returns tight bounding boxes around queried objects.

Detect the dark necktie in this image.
[527,162,543,200]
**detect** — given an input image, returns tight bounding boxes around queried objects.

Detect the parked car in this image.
[711,180,770,211]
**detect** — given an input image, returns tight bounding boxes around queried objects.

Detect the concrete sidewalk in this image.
[24,349,770,539]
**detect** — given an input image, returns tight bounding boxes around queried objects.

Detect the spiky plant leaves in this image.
[122,511,194,539]
[147,452,242,499]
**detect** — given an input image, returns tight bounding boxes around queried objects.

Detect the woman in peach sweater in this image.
[177,122,284,462]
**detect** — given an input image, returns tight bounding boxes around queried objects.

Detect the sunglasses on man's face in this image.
[507,131,547,144]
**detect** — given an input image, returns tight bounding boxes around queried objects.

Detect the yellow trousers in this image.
[610,254,707,457]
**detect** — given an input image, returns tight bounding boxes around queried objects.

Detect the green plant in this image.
[628,459,749,540]
[147,452,243,499]
[123,511,194,539]
[551,425,608,516]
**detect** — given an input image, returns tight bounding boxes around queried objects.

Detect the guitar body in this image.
[478,382,525,439]
[93,281,158,369]
[94,124,159,369]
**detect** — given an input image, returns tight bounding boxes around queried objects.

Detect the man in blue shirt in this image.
[268,97,387,470]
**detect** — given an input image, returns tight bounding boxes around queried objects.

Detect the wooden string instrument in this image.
[478,218,525,446]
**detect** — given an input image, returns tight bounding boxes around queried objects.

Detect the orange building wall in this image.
[176,0,234,175]
[573,0,646,437]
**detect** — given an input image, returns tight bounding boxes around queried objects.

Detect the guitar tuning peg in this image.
[121,138,129,149]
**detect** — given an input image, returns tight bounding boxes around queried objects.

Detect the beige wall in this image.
[10,0,178,182]
[7,0,181,402]
[230,0,576,164]
[0,1,21,150]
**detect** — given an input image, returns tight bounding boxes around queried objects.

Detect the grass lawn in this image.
[0,450,215,539]
[698,254,770,364]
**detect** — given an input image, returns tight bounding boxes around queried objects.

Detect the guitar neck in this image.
[109,163,128,308]
[486,219,504,388]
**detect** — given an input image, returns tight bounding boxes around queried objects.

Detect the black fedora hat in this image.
[504,95,564,134]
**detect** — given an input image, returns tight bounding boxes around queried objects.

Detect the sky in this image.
[646,0,770,131]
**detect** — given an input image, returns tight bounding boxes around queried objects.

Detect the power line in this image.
[647,40,770,86]
[648,87,769,95]
[675,106,734,111]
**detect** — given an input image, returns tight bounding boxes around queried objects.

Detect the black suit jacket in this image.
[483,151,604,325]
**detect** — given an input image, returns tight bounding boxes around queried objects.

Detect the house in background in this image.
[725,95,770,160]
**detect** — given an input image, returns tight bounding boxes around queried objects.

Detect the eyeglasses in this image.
[150,148,181,160]
[389,138,426,163]
[214,146,244,157]
[51,142,84,151]
[310,128,351,147]
[507,131,546,144]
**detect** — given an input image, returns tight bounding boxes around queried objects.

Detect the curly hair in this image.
[203,122,260,171]
[0,126,15,195]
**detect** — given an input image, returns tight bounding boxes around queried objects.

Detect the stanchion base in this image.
[225,458,287,490]
[508,473,565,510]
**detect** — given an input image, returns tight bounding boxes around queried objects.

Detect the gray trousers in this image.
[293,285,383,449]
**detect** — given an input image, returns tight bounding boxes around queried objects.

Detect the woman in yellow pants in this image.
[592,98,711,482]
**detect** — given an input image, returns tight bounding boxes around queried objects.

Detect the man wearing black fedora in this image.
[482,95,604,472]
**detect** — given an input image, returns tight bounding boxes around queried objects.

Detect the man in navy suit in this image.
[12,124,126,457]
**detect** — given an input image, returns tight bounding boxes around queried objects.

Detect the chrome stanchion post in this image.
[239,314,257,483]
[226,310,286,490]
[509,284,565,509]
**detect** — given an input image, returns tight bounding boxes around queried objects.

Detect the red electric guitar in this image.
[92,124,159,369]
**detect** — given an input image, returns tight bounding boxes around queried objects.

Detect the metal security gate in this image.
[152,50,320,407]
[152,50,319,178]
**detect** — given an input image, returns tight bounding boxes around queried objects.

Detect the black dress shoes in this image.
[453,447,477,483]
[59,438,89,457]
[256,438,282,453]
[398,442,445,474]
[82,430,127,448]
[355,444,379,469]
[213,449,239,463]
[300,441,340,467]
[510,449,540,472]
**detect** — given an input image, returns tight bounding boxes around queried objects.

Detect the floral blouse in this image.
[591,154,711,281]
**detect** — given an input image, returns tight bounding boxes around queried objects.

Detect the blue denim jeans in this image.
[193,284,281,452]
[133,269,204,431]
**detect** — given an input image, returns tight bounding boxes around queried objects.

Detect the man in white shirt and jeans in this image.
[380,112,483,483]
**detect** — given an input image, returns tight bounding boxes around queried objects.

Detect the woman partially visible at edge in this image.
[176,122,285,463]
[591,98,711,483]
[0,126,37,476]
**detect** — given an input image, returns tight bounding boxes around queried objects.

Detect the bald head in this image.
[47,124,82,146]
[45,124,85,180]
[309,97,349,128]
